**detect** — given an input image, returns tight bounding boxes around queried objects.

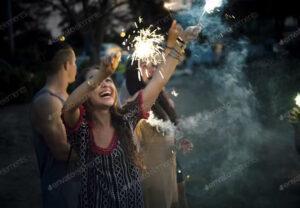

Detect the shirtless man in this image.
[31,41,79,208]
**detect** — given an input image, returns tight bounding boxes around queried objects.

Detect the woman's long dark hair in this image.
[125,60,178,125]
[76,65,142,168]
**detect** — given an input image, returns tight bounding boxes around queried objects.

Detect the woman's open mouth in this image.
[99,90,112,98]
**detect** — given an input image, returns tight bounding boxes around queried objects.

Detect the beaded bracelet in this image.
[169,48,184,62]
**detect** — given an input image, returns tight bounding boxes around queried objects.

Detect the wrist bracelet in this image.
[172,47,184,56]
[174,45,185,56]
[168,53,181,62]
[174,42,186,55]
[166,45,173,50]
[169,48,181,57]
[169,49,184,62]
[177,41,186,50]
[177,37,185,44]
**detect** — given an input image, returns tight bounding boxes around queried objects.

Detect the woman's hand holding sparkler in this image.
[182,25,202,42]
[167,22,201,47]
[167,21,184,48]
[100,51,122,76]
[164,21,187,63]
[165,21,201,62]
[133,20,201,112]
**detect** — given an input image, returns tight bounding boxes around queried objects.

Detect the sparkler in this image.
[122,16,200,81]
[203,0,223,14]
[131,26,165,67]
[121,17,165,80]
[295,93,300,107]
[197,0,223,30]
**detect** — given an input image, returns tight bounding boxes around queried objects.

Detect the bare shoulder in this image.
[32,93,63,122]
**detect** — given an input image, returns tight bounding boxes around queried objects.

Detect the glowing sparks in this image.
[295,94,300,107]
[134,22,138,29]
[203,0,223,14]
[171,89,179,97]
[131,25,165,67]
[121,17,166,81]
[138,16,143,23]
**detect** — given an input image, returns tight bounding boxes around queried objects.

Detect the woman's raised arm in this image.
[62,52,121,127]
[142,21,200,112]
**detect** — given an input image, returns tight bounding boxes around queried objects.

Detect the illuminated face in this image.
[140,62,156,83]
[86,69,117,109]
[67,50,77,83]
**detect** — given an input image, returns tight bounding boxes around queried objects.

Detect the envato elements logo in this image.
[279,173,300,191]
[204,158,258,191]
[0,11,28,30]
[212,12,258,42]
[48,156,102,191]
[121,157,174,192]
[279,27,300,46]
[50,12,101,44]
[0,156,30,176]
[0,86,28,106]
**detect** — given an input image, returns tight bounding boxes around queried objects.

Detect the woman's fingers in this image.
[176,24,184,37]
[100,53,119,75]
[183,25,202,42]
[171,20,177,30]
[111,51,122,70]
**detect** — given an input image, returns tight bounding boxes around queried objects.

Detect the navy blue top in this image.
[31,89,80,208]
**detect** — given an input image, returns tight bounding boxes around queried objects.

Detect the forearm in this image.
[63,68,109,112]
[143,54,180,111]
[163,46,172,57]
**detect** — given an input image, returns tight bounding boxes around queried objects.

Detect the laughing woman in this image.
[61,21,187,208]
